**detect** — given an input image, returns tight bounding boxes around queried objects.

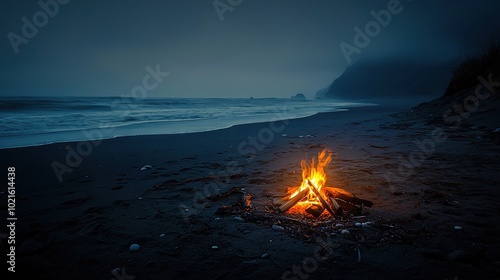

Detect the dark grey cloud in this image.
[1,0,499,98]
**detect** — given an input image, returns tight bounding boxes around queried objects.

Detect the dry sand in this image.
[1,98,499,279]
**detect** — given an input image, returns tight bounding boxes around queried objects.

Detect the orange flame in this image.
[287,149,332,214]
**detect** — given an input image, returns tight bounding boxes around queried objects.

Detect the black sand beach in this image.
[2,101,499,279]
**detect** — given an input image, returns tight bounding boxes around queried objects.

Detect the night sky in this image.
[1,0,499,98]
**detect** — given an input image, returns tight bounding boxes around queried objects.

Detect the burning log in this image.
[327,195,343,216]
[279,188,308,213]
[323,188,373,208]
[306,180,336,217]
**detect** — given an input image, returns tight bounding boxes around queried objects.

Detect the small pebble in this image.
[129,244,140,253]
[281,134,287,137]
[335,223,344,228]
[261,253,269,259]
[160,233,165,237]
[234,216,244,222]
[214,217,220,221]
[454,226,462,230]
[447,250,468,262]
[211,246,219,249]
[341,229,350,235]
[272,225,285,231]
[355,222,362,227]
[112,267,121,275]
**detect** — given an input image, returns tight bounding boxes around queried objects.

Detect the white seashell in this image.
[130,244,140,252]
[140,165,152,171]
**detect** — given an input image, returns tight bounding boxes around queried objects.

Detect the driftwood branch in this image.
[306,180,336,218]
[278,188,308,212]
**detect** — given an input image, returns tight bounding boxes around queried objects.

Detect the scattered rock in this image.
[140,165,152,171]
[282,134,288,137]
[335,223,344,228]
[454,226,462,231]
[211,246,219,250]
[291,93,306,100]
[261,253,269,259]
[355,222,362,227]
[234,216,244,222]
[341,229,350,235]
[130,244,140,253]
[160,233,165,237]
[272,225,285,231]
[447,250,468,262]
[111,267,121,275]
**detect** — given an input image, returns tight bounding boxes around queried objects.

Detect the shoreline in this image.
[0,101,378,150]
[0,102,381,150]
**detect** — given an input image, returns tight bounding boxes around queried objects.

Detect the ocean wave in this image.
[0,97,374,148]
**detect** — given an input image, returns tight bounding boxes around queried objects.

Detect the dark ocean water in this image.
[0,96,373,148]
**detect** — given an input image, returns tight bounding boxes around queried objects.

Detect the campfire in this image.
[276,149,373,218]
